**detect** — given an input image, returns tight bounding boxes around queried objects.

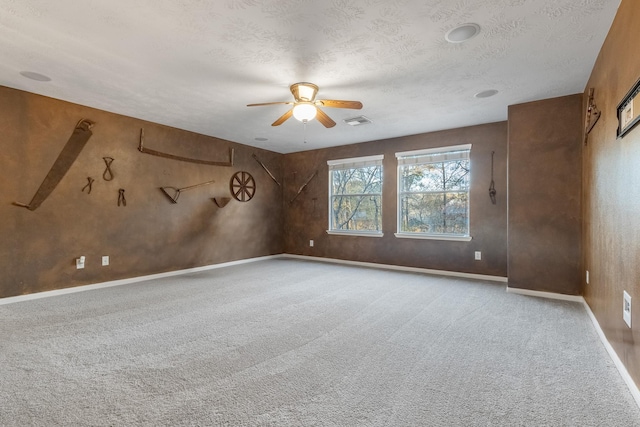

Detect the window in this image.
[327,155,383,236]
[396,145,471,240]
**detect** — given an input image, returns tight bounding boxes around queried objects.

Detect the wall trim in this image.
[0,255,282,306]
[582,299,640,409]
[283,254,508,282]
[507,286,640,409]
[505,286,584,302]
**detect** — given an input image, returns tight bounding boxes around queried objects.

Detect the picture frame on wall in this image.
[617,76,640,138]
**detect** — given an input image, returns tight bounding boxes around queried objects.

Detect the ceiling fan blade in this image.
[316,99,363,109]
[247,101,292,107]
[315,108,336,128]
[272,109,293,126]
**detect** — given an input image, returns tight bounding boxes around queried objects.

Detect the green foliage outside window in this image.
[330,165,382,232]
[399,156,469,235]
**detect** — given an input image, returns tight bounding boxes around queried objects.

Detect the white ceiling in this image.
[0,0,620,154]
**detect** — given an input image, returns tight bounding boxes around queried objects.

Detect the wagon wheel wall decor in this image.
[230,171,256,202]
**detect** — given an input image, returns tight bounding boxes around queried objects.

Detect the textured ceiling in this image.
[0,0,621,153]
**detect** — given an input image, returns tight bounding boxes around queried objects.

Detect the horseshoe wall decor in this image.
[230,171,255,202]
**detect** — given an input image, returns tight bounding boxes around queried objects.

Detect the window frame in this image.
[327,154,384,237]
[395,144,472,241]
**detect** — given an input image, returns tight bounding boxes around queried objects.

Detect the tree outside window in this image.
[397,146,470,237]
[328,155,383,234]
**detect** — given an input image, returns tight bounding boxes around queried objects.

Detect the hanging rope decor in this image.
[489,151,497,205]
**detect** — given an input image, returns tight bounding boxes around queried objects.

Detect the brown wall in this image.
[0,86,283,298]
[282,122,508,277]
[583,0,640,387]
[507,94,583,295]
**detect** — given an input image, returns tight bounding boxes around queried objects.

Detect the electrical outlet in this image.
[309,240,314,247]
[623,291,632,328]
[474,251,481,260]
[102,256,109,266]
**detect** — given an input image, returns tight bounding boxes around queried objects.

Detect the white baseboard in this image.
[283,254,508,283]
[0,255,282,306]
[506,286,585,303]
[582,300,640,409]
[506,286,640,409]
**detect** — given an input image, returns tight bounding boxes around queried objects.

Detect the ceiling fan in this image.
[247,82,363,128]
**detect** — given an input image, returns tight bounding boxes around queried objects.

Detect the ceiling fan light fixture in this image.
[292,102,317,122]
[290,82,319,102]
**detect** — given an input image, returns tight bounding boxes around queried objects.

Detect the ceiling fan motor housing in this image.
[290,82,318,102]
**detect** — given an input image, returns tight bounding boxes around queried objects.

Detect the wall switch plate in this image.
[474,251,481,260]
[586,270,589,285]
[76,256,85,269]
[102,256,109,266]
[309,240,314,247]
[623,291,632,328]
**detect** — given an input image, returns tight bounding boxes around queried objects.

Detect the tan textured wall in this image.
[0,86,283,298]
[282,122,508,277]
[583,0,640,388]
[507,94,583,295]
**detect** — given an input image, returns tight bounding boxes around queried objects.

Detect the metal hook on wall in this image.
[489,151,497,205]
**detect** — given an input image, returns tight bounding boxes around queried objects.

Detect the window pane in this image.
[331,195,382,231]
[399,192,468,234]
[331,166,382,195]
[401,161,469,192]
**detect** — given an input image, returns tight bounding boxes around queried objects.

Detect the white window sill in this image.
[394,233,472,242]
[326,230,384,238]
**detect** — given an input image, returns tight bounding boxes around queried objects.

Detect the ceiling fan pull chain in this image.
[303,120,308,144]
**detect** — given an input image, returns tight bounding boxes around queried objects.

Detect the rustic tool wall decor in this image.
[230,171,255,202]
[160,179,216,204]
[213,197,231,208]
[252,154,281,186]
[290,170,318,204]
[82,177,95,194]
[489,151,497,205]
[102,157,114,181]
[118,189,126,206]
[13,118,95,210]
[138,128,234,166]
[584,88,601,145]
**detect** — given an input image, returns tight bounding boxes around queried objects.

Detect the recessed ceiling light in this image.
[445,23,480,43]
[19,71,52,82]
[254,137,268,142]
[474,89,499,98]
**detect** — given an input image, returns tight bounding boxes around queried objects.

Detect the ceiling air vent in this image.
[343,116,372,126]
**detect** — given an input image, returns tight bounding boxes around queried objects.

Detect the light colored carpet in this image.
[1,258,638,426]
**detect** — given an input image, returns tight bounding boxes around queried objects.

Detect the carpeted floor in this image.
[1,258,639,426]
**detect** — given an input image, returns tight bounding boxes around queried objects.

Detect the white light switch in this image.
[474,251,481,260]
[102,256,109,266]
